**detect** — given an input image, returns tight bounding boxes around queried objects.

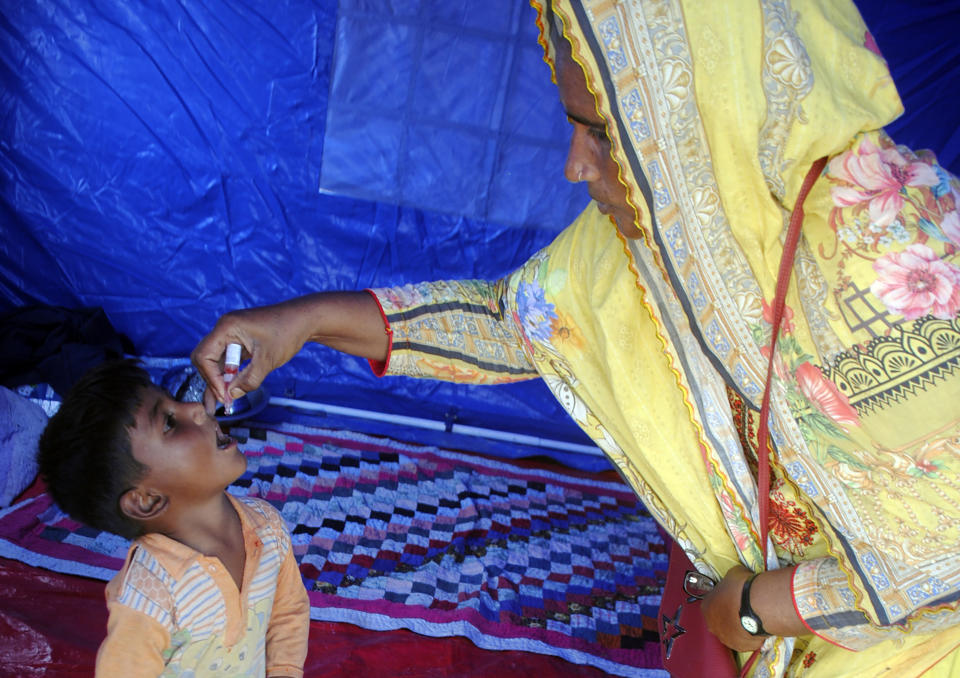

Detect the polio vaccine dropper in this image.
[223,343,242,415]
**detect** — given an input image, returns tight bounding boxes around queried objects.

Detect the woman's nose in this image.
[564,126,600,184]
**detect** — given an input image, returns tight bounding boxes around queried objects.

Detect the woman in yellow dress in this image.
[193,1,960,675]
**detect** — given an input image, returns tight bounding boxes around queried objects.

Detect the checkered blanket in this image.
[0,423,667,676]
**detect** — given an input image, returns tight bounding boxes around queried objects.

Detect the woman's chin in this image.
[609,211,642,238]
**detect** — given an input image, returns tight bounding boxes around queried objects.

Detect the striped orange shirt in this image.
[95,495,309,677]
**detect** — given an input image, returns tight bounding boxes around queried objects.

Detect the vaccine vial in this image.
[223,343,242,415]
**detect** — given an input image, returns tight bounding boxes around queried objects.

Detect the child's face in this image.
[127,385,247,503]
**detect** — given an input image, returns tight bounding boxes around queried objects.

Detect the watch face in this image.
[740,615,759,635]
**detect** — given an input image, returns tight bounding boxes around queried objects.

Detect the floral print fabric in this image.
[828,134,960,322]
[376,0,960,674]
[371,150,960,670]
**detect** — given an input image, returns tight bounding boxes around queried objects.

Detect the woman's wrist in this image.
[746,566,808,638]
[702,564,809,651]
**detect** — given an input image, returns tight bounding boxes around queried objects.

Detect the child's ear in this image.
[119,488,168,521]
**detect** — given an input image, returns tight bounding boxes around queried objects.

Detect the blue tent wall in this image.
[1,0,958,451]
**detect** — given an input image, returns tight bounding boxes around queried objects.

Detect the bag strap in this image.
[755,155,827,563]
[738,157,827,678]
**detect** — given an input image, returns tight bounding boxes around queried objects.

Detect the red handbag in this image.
[658,539,739,676]
[657,158,827,677]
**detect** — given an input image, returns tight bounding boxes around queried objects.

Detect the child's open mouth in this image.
[216,427,235,450]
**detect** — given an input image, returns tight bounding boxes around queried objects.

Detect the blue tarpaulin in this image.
[2,0,958,456]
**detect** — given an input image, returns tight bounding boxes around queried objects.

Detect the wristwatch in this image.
[738,574,769,636]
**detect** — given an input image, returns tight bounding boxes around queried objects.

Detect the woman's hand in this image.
[191,291,389,413]
[701,565,765,651]
[701,564,808,652]
[191,300,308,413]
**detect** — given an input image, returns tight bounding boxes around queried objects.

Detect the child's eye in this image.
[163,413,176,433]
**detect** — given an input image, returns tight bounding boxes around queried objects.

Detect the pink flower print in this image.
[795,362,860,428]
[761,298,795,335]
[871,243,960,320]
[912,458,940,477]
[829,137,940,228]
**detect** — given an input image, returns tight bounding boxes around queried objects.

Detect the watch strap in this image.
[739,574,769,636]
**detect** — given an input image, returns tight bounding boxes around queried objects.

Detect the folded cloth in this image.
[0,387,47,507]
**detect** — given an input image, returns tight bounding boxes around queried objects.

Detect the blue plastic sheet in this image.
[1,0,958,454]
[860,1,960,171]
[320,1,585,228]
[0,0,586,449]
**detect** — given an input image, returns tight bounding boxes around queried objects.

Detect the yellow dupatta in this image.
[518,0,960,675]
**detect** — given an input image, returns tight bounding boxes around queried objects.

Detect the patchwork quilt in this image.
[0,423,667,676]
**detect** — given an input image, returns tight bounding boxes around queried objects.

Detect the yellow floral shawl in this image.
[523,1,960,675]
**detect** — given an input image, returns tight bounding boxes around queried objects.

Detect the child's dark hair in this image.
[37,359,153,539]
